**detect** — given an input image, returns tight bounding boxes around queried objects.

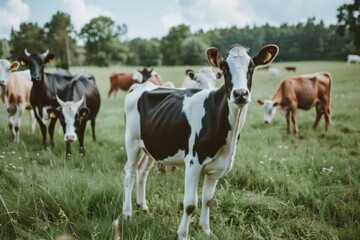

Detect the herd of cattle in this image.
[0,45,349,239]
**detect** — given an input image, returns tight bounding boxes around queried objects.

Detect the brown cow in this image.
[0,59,35,142]
[257,72,332,136]
[108,68,153,97]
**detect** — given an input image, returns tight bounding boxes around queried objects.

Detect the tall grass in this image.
[0,62,359,239]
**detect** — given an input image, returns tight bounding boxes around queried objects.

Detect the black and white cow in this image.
[122,44,279,239]
[18,49,70,148]
[48,72,101,158]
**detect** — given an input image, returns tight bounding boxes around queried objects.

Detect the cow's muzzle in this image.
[233,88,250,104]
[65,134,77,143]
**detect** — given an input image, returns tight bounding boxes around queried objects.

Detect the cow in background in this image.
[257,72,332,136]
[121,44,279,239]
[347,54,360,64]
[0,59,35,142]
[108,68,153,97]
[181,67,222,89]
[48,72,101,158]
[18,49,70,148]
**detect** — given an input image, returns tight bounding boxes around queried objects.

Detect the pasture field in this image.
[0,61,359,240]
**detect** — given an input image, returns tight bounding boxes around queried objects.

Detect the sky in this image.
[0,0,354,40]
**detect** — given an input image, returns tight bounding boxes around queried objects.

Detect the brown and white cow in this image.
[122,44,279,239]
[257,72,332,136]
[0,59,35,142]
[108,68,153,97]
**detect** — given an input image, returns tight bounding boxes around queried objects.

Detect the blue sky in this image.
[0,0,354,40]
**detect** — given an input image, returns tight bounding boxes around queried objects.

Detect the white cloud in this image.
[0,0,30,39]
[62,0,115,31]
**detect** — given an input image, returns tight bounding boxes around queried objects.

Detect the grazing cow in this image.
[267,67,280,76]
[122,44,279,239]
[285,66,296,71]
[108,68,153,97]
[48,72,101,158]
[0,59,35,142]
[257,72,332,136]
[181,67,222,89]
[17,49,70,148]
[347,54,360,64]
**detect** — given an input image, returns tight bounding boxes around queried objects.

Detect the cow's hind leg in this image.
[123,144,141,219]
[312,103,323,129]
[199,174,219,236]
[48,118,57,147]
[178,158,202,240]
[136,153,154,213]
[91,118,96,141]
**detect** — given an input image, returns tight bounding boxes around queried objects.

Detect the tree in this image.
[180,36,207,65]
[128,38,161,66]
[79,16,127,66]
[0,39,10,59]
[44,11,77,69]
[160,24,191,65]
[10,23,45,59]
[337,0,360,53]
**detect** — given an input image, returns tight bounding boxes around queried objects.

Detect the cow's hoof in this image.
[79,147,85,156]
[66,153,72,160]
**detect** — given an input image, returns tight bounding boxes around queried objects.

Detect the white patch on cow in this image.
[132,71,143,83]
[261,100,277,123]
[226,46,252,104]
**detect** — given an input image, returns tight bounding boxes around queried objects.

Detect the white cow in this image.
[347,54,360,64]
[181,67,221,89]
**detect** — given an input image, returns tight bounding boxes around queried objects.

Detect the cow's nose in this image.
[233,89,249,104]
[32,75,41,81]
[66,135,76,143]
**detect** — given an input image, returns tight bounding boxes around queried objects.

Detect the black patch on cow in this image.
[247,59,255,91]
[138,88,200,161]
[193,86,231,164]
[190,160,194,166]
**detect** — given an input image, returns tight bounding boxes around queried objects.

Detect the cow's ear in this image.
[45,53,55,64]
[10,61,20,71]
[17,56,28,66]
[252,44,279,68]
[257,99,264,105]
[79,108,90,119]
[187,71,195,80]
[47,108,59,119]
[206,47,223,68]
[273,102,280,107]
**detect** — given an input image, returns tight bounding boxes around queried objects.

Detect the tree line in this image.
[0,1,358,68]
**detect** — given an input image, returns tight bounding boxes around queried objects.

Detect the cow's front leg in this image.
[285,111,291,134]
[34,110,47,148]
[177,158,201,240]
[123,144,141,219]
[136,153,154,213]
[199,174,219,236]
[78,122,86,156]
[291,109,299,136]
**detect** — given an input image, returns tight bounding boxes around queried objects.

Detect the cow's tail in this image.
[113,218,120,240]
[323,72,335,126]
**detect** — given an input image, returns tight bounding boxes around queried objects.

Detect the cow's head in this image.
[0,59,20,86]
[17,49,55,82]
[257,99,279,124]
[48,96,89,143]
[206,44,278,107]
[187,67,222,90]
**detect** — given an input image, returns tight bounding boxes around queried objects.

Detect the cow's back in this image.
[111,73,136,91]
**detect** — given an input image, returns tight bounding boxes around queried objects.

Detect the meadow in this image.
[0,61,359,240]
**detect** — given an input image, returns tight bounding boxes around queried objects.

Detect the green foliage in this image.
[0,62,359,239]
[160,24,191,65]
[44,11,77,69]
[79,16,127,66]
[127,38,161,66]
[0,39,10,59]
[180,36,208,65]
[337,0,360,53]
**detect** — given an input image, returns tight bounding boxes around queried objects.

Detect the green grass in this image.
[1,62,359,239]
